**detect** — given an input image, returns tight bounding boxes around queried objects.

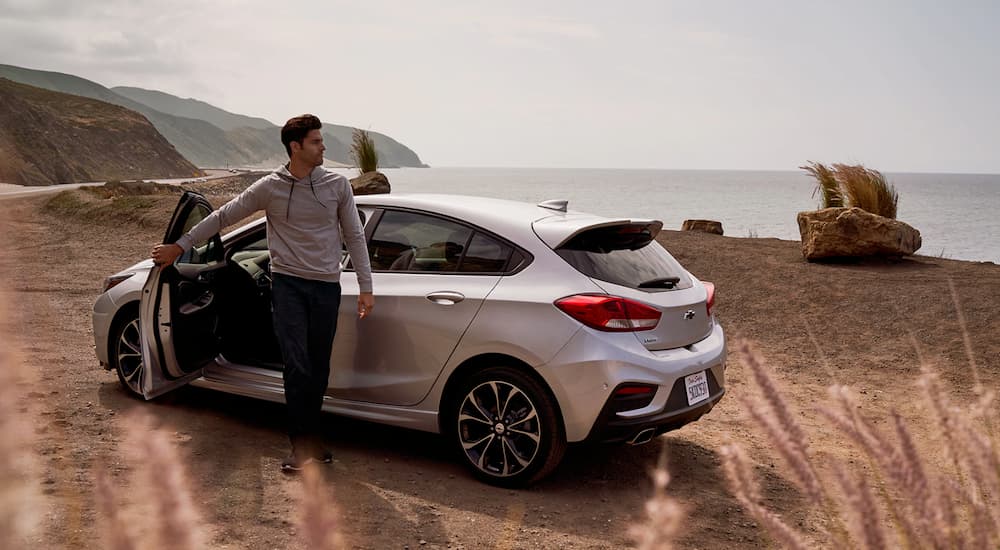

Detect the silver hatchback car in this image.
[93,191,726,486]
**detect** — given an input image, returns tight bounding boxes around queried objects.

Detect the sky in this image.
[2,0,998,172]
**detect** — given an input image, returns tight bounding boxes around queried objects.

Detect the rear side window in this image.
[555,224,691,291]
[369,209,517,274]
[461,233,513,273]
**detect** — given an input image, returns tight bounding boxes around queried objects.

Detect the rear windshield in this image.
[555,225,692,291]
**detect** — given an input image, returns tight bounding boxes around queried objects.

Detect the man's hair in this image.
[281,114,322,157]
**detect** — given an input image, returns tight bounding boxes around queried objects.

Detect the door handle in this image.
[426,291,465,305]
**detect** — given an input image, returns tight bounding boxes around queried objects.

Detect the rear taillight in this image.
[703,282,715,317]
[554,294,661,332]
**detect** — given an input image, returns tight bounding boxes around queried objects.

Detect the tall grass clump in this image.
[721,338,1000,549]
[800,162,898,218]
[351,129,379,174]
[801,161,843,209]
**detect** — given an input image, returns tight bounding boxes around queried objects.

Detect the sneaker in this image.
[281,453,315,473]
[315,448,333,464]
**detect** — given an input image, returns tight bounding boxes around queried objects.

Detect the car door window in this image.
[370,210,472,272]
[178,203,221,264]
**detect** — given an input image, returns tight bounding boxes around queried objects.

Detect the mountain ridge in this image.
[0,64,426,169]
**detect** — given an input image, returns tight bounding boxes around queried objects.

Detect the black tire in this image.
[449,366,566,487]
[109,305,144,398]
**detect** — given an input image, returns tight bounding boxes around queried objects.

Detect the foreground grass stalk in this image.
[299,464,343,549]
[726,335,1000,549]
[94,470,137,550]
[719,443,811,550]
[629,447,683,550]
[124,413,206,550]
[0,296,37,547]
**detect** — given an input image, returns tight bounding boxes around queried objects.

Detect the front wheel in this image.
[110,308,144,398]
[449,367,566,487]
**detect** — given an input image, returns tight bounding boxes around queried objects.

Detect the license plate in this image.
[685,371,709,406]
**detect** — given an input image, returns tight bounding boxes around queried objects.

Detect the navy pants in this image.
[271,273,341,450]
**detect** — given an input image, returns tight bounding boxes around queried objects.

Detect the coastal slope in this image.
[0,78,202,186]
[0,64,427,169]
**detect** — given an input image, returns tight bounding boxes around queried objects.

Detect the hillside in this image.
[0,78,202,185]
[112,86,275,130]
[111,85,425,168]
[0,65,426,169]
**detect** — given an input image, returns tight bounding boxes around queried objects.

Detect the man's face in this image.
[293,129,325,166]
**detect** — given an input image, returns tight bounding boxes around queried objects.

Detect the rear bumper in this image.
[585,372,725,443]
[537,320,726,442]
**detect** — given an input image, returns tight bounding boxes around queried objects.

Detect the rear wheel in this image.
[450,367,566,487]
[110,307,143,397]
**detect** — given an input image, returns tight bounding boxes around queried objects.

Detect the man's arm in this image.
[151,179,269,265]
[337,178,374,317]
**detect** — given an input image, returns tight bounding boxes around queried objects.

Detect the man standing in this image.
[151,114,374,472]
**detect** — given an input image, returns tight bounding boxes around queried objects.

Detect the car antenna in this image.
[537,199,568,212]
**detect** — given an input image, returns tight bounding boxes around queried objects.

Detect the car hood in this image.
[113,258,155,277]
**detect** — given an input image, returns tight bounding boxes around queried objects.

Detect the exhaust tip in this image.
[627,428,657,446]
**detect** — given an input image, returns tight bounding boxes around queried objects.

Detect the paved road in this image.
[0,169,232,200]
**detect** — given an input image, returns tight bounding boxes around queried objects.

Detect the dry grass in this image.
[800,162,898,218]
[94,413,209,550]
[351,129,379,174]
[801,161,843,209]
[0,293,38,547]
[298,465,344,549]
[91,413,347,549]
[720,336,999,549]
[629,449,684,550]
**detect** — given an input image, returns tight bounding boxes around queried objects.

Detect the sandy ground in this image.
[0,187,997,549]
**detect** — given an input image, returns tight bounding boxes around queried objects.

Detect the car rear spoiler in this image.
[532,215,663,249]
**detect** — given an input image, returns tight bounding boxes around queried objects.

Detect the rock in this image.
[349,171,391,195]
[681,219,724,235]
[796,207,921,261]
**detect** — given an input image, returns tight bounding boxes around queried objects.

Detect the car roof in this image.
[355,193,659,249]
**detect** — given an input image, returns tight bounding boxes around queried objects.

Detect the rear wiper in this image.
[638,276,680,289]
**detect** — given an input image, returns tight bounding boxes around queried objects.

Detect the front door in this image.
[139,191,225,399]
[330,208,514,406]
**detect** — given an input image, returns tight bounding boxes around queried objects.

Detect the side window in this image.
[370,210,471,272]
[342,208,370,269]
[460,233,513,273]
[178,204,221,265]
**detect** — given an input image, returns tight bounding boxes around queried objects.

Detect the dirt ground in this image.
[0,186,997,549]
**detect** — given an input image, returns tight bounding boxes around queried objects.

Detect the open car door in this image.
[139,191,225,399]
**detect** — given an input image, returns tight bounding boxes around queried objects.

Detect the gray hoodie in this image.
[175,165,373,293]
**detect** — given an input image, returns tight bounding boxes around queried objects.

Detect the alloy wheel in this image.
[457,380,542,478]
[115,317,143,395]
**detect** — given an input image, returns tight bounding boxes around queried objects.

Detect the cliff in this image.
[0,78,202,185]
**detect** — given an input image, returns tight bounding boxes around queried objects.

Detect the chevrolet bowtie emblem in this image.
[683,310,696,320]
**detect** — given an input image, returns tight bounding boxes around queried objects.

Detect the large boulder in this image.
[681,219,724,235]
[349,171,390,195]
[797,207,921,261]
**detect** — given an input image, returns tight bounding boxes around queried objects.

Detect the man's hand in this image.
[358,292,375,319]
[151,243,183,266]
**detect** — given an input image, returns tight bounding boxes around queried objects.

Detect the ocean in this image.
[336,167,1000,264]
